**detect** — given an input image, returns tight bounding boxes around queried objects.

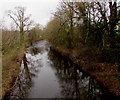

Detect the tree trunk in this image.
[109,2,117,48]
[23,54,31,80]
[20,27,24,44]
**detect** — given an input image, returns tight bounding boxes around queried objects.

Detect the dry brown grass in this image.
[2,30,20,52]
[2,30,29,97]
[2,44,26,97]
[1,28,42,98]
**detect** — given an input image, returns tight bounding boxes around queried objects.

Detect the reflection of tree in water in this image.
[49,51,102,99]
[10,72,32,99]
[10,54,33,99]
[29,47,42,55]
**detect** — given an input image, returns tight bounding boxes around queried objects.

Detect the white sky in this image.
[0,0,60,29]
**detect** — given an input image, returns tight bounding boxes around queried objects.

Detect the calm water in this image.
[7,40,119,99]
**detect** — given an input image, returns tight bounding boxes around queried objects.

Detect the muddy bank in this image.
[50,45,120,98]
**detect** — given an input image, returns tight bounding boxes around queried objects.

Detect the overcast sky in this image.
[0,0,60,29]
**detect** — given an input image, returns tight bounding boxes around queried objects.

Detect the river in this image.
[6,40,119,99]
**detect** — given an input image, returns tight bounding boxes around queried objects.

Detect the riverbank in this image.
[50,45,120,96]
[2,42,31,98]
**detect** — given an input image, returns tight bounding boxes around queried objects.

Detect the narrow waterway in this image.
[7,40,119,99]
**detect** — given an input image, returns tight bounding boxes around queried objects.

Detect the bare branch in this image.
[8,13,20,27]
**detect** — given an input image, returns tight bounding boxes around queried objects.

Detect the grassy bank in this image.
[51,45,120,96]
[2,42,30,97]
[2,28,43,98]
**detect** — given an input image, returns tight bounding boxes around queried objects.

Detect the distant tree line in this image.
[45,0,120,50]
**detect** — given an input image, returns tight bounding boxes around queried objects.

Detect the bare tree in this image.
[8,6,33,43]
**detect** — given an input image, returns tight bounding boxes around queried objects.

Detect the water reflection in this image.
[49,50,102,99]
[6,40,119,100]
[9,64,32,99]
[30,47,41,55]
[8,41,47,99]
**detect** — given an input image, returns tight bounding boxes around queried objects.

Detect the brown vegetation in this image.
[51,45,120,96]
[44,1,120,96]
[1,1,120,98]
[2,23,43,97]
